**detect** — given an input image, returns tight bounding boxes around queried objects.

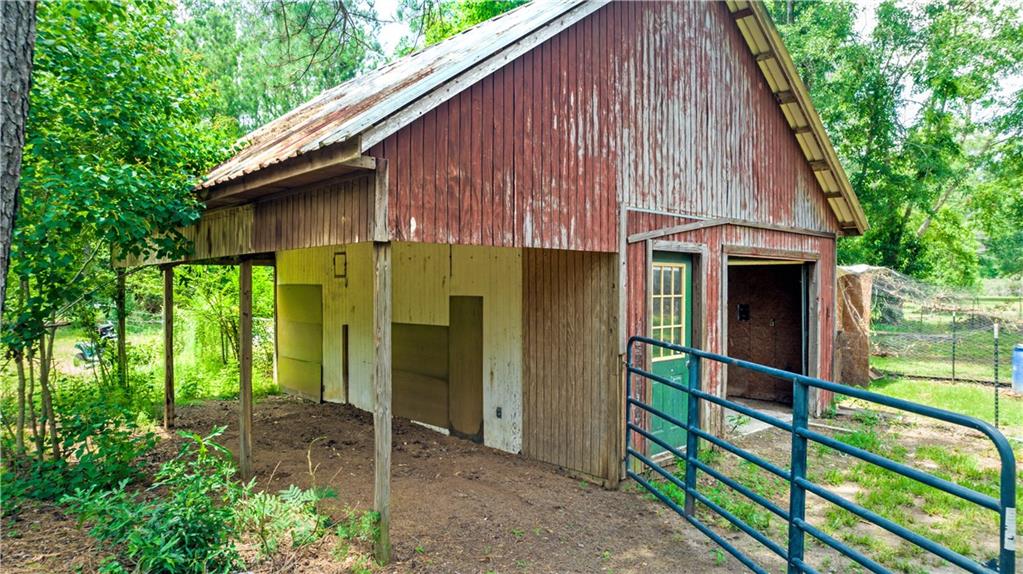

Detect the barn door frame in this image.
[720,245,820,412]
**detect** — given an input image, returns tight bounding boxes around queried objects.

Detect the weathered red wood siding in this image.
[625,212,837,425]
[369,2,840,249]
[366,1,843,466]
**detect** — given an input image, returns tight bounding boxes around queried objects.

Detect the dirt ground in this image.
[2,395,735,574]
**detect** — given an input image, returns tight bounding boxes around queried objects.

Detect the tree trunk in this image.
[27,344,41,458]
[38,328,59,458]
[116,268,127,390]
[0,0,37,318]
[15,350,26,454]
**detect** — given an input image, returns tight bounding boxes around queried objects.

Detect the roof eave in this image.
[727,0,868,236]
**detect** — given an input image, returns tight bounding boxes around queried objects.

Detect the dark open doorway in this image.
[725,260,810,406]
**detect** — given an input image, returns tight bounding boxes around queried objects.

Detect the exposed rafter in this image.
[725,0,868,235]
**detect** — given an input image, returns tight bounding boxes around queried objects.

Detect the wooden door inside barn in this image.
[725,261,810,405]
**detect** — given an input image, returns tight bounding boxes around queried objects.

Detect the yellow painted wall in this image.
[275,242,524,453]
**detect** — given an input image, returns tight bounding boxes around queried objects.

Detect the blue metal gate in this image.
[625,335,1017,574]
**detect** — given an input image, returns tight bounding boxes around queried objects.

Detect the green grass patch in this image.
[868,377,1023,435]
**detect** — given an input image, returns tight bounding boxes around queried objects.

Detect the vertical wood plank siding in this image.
[369,2,839,251]
[165,174,374,263]
[625,211,838,426]
[522,249,618,480]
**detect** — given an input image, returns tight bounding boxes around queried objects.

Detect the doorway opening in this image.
[725,259,812,407]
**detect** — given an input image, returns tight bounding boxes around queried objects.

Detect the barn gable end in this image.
[368,1,842,252]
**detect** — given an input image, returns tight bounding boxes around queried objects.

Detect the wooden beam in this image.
[116,269,127,389]
[163,266,175,429]
[754,50,775,62]
[239,260,254,481]
[373,158,390,242]
[202,137,368,207]
[627,212,836,244]
[774,91,798,105]
[628,218,729,244]
[809,160,831,172]
[793,124,814,134]
[372,241,393,564]
[823,191,843,199]
[732,7,754,18]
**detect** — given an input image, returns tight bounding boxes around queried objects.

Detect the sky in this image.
[374,0,410,56]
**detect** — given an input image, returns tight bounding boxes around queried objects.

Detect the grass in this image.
[870,295,1022,383]
[866,377,1023,436]
[3,309,279,428]
[638,399,1020,573]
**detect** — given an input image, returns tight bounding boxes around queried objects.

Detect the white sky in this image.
[374,0,410,57]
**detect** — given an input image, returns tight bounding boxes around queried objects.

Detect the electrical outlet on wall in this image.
[496,407,503,419]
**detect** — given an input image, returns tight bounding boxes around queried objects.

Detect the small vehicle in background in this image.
[73,321,118,366]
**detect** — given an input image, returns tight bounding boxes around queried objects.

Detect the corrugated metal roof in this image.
[201,0,585,189]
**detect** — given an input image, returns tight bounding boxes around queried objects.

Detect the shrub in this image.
[236,484,337,557]
[63,427,243,574]
[2,391,155,503]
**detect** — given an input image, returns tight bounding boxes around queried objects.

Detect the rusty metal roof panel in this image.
[201,0,584,189]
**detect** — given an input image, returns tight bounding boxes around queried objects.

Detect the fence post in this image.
[625,342,634,476]
[787,378,809,574]
[951,310,957,383]
[684,355,701,517]
[994,322,1000,429]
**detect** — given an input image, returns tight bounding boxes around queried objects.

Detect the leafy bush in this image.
[2,391,155,503]
[335,508,380,543]
[236,484,336,557]
[63,428,243,574]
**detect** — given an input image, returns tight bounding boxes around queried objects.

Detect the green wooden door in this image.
[649,252,692,456]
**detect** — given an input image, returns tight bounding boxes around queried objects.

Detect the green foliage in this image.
[768,0,1023,285]
[398,0,525,55]
[2,391,155,503]
[236,484,337,557]
[5,0,234,354]
[334,508,381,543]
[62,428,244,574]
[179,0,379,134]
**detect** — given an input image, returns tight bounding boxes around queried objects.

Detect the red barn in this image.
[140,0,866,555]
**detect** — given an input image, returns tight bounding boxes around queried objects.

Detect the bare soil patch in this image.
[3,395,736,573]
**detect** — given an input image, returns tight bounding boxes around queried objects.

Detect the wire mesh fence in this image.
[866,269,1023,387]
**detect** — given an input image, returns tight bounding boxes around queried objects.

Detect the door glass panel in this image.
[651,261,688,361]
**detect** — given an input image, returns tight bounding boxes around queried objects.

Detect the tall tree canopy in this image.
[178,0,380,136]
[396,0,525,55]
[768,0,1023,285]
[5,0,233,351]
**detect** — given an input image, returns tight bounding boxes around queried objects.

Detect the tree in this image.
[396,0,525,55]
[768,0,1023,286]
[179,0,380,135]
[0,0,37,321]
[3,0,233,460]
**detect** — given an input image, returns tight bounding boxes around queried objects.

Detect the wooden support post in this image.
[372,241,392,563]
[239,260,254,481]
[116,268,127,389]
[163,266,174,429]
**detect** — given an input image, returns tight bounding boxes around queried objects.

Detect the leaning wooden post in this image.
[239,260,254,481]
[163,265,175,429]
[116,268,127,389]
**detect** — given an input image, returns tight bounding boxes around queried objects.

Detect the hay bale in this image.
[836,268,873,387]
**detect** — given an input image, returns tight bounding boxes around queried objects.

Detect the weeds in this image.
[63,427,243,573]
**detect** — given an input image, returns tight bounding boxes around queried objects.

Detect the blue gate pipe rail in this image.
[624,335,1017,574]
